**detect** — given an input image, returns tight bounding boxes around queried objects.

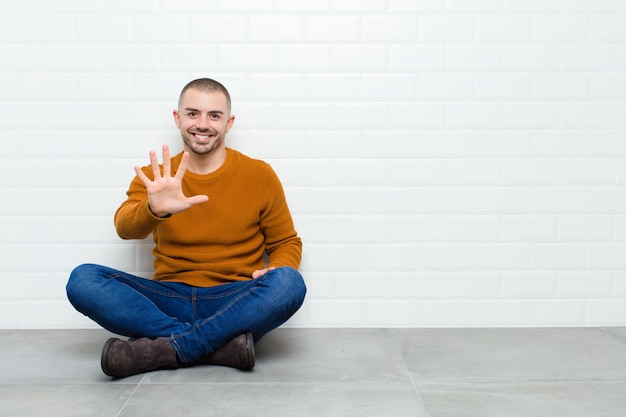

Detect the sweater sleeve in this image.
[114,170,167,240]
[260,165,302,269]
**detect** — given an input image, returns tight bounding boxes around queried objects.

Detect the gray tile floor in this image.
[1,327,626,416]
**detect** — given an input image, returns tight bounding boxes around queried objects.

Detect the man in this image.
[66,78,306,378]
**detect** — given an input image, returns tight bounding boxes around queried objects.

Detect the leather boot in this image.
[196,332,255,370]
[101,337,179,378]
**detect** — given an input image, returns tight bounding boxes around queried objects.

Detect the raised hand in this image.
[134,145,209,217]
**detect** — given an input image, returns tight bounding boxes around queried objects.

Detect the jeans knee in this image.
[66,263,98,304]
[267,266,306,307]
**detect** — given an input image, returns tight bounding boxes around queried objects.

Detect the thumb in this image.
[188,194,209,205]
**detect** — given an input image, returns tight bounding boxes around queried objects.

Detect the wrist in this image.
[148,204,171,219]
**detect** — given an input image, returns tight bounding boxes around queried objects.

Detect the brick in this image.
[531,301,586,326]
[445,272,500,298]
[334,216,387,243]
[475,131,531,157]
[474,187,531,214]
[362,74,417,99]
[278,45,330,70]
[502,159,558,185]
[132,16,190,42]
[504,102,559,128]
[333,159,387,186]
[333,45,387,71]
[276,0,330,12]
[444,159,501,185]
[361,300,419,327]
[504,0,559,12]
[387,215,444,243]
[418,131,474,157]
[559,159,615,185]
[586,300,626,325]
[478,16,531,41]
[590,73,626,98]
[531,130,588,157]
[474,301,530,326]
[362,244,417,270]
[532,188,586,213]
[420,15,475,42]
[558,272,613,298]
[501,215,557,242]
[444,216,500,242]
[332,0,385,12]
[332,102,390,129]
[419,74,473,99]
[0,46,44,71]
[103,45,159,72]
[388,159,445,186]
[249,16,303,41]
[305,16,359,41]
[418,300,474,327]
[532,15,590,42]
[592,15,626,41]
[504,45,559,70]
[389,102,445,129]
[560,102,618,129]
[532,244,586,269]
[501,272,557,298]
[390,45,445,71]
[361,187,417,214]
[447,44,502,70]
[447,102,503,128]
[417,187,474,214]
[419,244,474,270]
[475,73,532,99]
[15,15,73,42]
[449,0,502,13]
[534,73,587,99]
[75,16,129,42]
[561,45,619,70]
[561,0,619,12]
[304,74,360,99]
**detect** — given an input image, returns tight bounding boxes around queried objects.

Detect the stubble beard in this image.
[181,130,224,156]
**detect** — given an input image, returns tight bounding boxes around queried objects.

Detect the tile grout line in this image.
[114,375,146,417]
[385,328,431,417]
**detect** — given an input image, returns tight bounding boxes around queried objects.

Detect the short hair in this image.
[178,78,231,113]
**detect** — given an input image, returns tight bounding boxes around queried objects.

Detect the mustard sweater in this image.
[114,148,302,287]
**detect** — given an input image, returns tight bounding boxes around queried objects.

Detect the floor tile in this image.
[144,328,412,384]
[603,326,626,343]
[0,329,138,384]
[0,384,136,417]
[390,327,626,383]
[418,381,626,417]
[118,382,427,417]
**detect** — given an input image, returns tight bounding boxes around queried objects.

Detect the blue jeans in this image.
[66,264,306,363]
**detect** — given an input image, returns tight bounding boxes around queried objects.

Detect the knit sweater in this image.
[114,148,302,287]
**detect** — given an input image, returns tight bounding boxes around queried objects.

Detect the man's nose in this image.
[196,115,211,129]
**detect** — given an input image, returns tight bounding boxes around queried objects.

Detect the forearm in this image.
[114,199,164,240]
[266,235,302,270]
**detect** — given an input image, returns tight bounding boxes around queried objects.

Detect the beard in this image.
[181,129,224,156]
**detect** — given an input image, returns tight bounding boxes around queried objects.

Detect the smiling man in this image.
[66,78,306,378]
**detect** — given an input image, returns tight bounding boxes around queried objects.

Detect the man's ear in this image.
[173,109,181,128]
[226,114,235,132]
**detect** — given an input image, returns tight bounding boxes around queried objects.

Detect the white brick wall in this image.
[2,0,626,328]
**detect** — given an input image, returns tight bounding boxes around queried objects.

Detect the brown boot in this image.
[196,332,255,370]
[101,337,179,378]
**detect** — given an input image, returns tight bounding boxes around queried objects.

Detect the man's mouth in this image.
[191,132,213,142]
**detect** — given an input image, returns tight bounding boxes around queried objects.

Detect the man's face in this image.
[173,89,235,156]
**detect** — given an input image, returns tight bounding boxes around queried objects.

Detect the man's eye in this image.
[210,114,221,119]
[187,112,197,117]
